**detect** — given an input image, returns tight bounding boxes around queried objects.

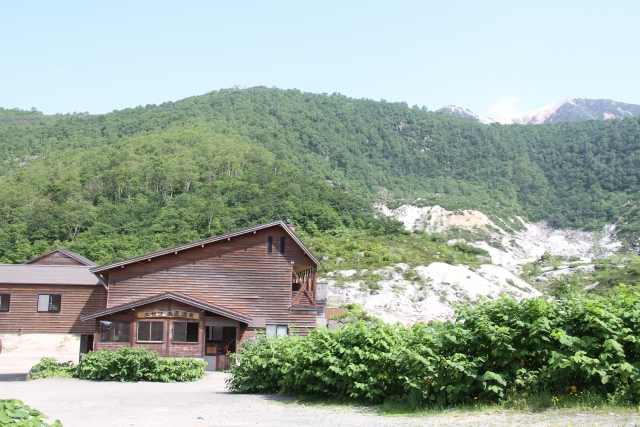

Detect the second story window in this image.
[280,236,286,254]
[37,294,61,313]
[267,236,273,253]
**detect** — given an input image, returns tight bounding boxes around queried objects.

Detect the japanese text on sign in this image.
[137,311,200,319]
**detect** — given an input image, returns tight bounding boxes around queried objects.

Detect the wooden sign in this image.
[137,310,200,320]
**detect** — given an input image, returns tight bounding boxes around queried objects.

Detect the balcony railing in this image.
[292,268,317,307]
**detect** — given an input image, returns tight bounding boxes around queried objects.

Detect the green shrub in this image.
[451,242,490,257]
[228,289,640,407]
[76,347,205,382]
[0,399,62,426]
[149,357,208,382]
[28,358,75,380]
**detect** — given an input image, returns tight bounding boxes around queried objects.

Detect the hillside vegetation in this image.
[2,87,640,264]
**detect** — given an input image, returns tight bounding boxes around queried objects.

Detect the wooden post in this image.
[200,311,205,358]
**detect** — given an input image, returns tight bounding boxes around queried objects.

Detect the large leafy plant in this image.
[29,347,206,383]
[228,289,640,406]
[0,399,62,427]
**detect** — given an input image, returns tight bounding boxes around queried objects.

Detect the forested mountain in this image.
[2,87,640,264]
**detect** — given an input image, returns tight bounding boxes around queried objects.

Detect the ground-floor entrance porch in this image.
[79,292,253,370]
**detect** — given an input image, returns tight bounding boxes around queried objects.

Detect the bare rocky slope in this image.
[323,204,622,325]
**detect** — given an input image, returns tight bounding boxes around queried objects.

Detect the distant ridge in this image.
[437,98,640,125]
[435,105,494,125]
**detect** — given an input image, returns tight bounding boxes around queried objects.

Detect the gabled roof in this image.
[90,220,319,273]
[26,248,98,267]
[0,265,102,286]
[80,292,253,324]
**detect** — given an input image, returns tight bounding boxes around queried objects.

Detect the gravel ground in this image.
[2,353,640,427]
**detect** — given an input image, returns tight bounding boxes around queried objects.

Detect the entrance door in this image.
[79,334,94,355]
[204,318,238,371]
[222,327,236,353]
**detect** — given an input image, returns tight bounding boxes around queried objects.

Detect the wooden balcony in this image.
[292,268,317,307]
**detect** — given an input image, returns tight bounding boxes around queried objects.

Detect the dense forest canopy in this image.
[1,87,640,263]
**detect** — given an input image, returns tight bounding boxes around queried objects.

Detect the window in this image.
[279,236,286,254]
[0,294,9,312]
[206,325,224,341]
[137,321,163,342]
[37,294,61,312]
[266,324,288,338]
[99,321,130,343]
[267,236,273,253]
[173,322,199,343]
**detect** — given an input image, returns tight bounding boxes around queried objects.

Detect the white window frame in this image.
[266,324,289,338]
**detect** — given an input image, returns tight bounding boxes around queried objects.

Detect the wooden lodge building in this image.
[0,221,327,370]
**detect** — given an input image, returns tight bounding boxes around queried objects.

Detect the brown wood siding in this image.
[93,300,207,358]
[28,252,87,266]
[0,285,107,334]
[106,226,317,335]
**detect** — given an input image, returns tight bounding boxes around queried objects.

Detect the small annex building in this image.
[0,221,326,370]
[0,248,108,353]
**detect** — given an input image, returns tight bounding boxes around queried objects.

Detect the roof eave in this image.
[90,220,320,273]
[80,292,253,324]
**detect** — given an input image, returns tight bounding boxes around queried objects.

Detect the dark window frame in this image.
[280,236,286,254]
[267,236,273,253]
[0,293,10,312]
[137,321,164,343]
[205,325,225,342]
[37,294,61,313]
[99,321,131,343]
[173,321,199,343]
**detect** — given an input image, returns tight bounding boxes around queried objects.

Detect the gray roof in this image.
[0,264,102,286]
[26,248,98,266]
[91,220,320,273]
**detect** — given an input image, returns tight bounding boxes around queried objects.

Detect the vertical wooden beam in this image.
[200,311,205,358]
[235,321,240,353]
[165,300,172,357]
[130,309,135,348]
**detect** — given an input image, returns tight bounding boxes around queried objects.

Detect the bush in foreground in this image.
[29,348,206,382]
[28,358,75,380]
[0,399,62,426]
[228,288,640,407]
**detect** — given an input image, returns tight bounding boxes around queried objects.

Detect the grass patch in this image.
[307,230,486,275]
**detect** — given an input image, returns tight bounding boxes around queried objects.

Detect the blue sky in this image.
[1,1,638,117]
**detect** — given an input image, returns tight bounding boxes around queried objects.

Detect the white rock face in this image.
[375,204,506,234]
[326,204,621,325]
[325,263,541,325]
[378,204,621,273]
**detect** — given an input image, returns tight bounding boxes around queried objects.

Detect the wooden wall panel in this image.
[29,252,86,266]
[0,285,107,334]
[106,226,318,335]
